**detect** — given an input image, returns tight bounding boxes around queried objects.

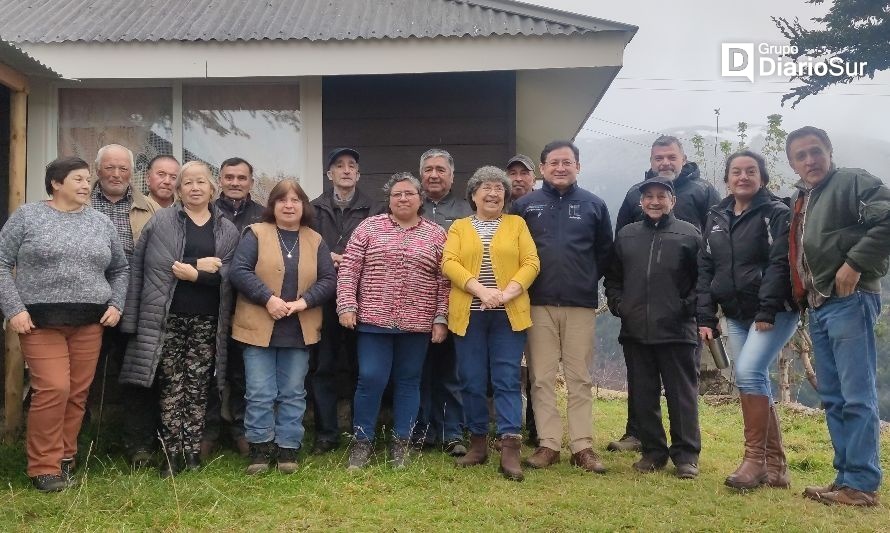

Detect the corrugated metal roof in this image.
[0,0,635,44]
[0,38,61,77]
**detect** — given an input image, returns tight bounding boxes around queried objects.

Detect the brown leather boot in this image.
[455,434,488,467]
[764,403,790,488]
[725,393,769,490]
[499,435,524,481]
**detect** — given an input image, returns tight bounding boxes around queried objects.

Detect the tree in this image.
[773,0,890,107]
[761,114,788,191]
[736,122,749,152]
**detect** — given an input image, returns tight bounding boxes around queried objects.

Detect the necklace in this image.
[277,229,298,258]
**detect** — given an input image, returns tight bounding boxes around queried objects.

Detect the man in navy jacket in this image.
[512,140,613,473]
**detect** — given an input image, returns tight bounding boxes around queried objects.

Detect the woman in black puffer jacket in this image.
[697,150,800,491]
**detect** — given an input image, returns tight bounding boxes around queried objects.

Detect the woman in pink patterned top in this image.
[337,172,449,470]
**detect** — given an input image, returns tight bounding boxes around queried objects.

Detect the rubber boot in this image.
[455,434,489,467]
[764,403,791,488]
[724,393,769,489]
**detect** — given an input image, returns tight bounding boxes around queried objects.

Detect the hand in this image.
[196,257,222,273]
[330,252,344,268]
[172,261,199,282]
[834,262,861,297]
[339,311,357,329]
[431,323,448,343]
[500,281,523,305]
[476,287,504,310]
[698,327,714,341]
[286,298,308,316]
[100,306,121,327]
[9,311,36,334]
[265,295,290,320]
[754,321,774,332]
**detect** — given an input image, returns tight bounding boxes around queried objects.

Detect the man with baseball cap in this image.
[308,147,374,453]
[605,176,703,479]
[506,154,536,200]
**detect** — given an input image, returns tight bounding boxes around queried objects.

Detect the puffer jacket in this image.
[605,213,701,346]
[697,188,796,329]
[119,203,239,388]
[616,162,721,233]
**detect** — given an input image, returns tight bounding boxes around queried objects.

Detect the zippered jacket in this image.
[605,213,701,345]
[310,189,374,254]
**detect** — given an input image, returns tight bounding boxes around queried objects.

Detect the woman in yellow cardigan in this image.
[442,166,540,481]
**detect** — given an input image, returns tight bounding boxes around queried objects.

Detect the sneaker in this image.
[675,463,699,479]
[443,439,467,457]
[31,473,66,493]
[632,454,668,473]
[348,439,373,471]
[60,458,77,487]
[818,487,879,507]
[390,438,411,469]
[606,435,642,452]
[277,447,299,474]
[245,442,274,475]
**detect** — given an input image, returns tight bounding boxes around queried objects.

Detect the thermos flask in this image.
[708,337,730,369]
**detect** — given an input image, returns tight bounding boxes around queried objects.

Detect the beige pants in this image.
[527,305,596,454]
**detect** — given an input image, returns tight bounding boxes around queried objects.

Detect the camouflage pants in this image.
[157,313,217,457]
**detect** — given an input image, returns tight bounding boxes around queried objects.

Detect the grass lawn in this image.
[1,395,888,531]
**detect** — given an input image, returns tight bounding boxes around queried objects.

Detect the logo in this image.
[721,43,867,83]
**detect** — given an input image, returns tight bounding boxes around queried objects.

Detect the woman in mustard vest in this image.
[442,166,539,481]
[229,179,336,475]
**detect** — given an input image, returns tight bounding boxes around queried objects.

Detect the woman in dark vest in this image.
[230,179,336,475]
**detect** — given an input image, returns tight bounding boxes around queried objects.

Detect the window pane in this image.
[183,84,302,203]
[58,87,173,194]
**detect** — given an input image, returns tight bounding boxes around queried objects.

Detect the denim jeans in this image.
[353,330,429,441]
[809,290,882,493]
[454,311,526,436]
[725,311,800,397]
[243,346,311,450]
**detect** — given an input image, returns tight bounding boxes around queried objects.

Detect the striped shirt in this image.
[337,214,449,332]
[470,216,504,311]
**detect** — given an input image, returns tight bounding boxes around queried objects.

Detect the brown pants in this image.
[20,324,103,476]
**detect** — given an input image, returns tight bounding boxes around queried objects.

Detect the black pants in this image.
[624,342,701,465]
[121,380,160,454]
[415,334,464,444]
[203,338,246,443]
[308,303,358,444]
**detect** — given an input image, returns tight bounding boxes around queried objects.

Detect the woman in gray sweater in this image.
[0,156,129,492]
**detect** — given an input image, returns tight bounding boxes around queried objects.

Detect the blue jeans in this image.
[725,311,800,396]
[454,311,527,436]
[243,346,311,450]
[353,330,429,441]
[809,290,882,492]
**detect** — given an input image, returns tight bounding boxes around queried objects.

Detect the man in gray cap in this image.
[506,154,536,200]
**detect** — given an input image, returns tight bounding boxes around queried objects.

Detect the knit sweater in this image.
[0,201,129,322]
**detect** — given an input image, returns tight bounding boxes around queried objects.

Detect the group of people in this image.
[0,127,886,508]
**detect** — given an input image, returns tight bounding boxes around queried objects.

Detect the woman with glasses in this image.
[441,166,539,481]
[337,172,449,470]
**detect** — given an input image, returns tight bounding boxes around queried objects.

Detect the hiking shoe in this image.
[348,439,373,471]
[130,448,153,469]
[607,435,642,452]
[523,447,560,469]
[675,463,699,480]
[443,439,467,457]
[803,482,839,501]
[311,440,339,455]
[633,454,668,473]
[31,473,66,493]
[60,458,77,487]
[818,487,879,507]
[277,447,299,474]
[390,438,411,469]
[570,448,607,474]
[245,442,274,475]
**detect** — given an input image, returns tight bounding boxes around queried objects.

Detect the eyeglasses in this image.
[479,184,505,193]
[544,159,576,168]
[390,191,419,199]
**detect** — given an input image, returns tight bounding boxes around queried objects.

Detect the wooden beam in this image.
[3,90,27,441]
[0,62,28,93]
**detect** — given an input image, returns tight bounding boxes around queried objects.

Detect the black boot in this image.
[245,442,275,475]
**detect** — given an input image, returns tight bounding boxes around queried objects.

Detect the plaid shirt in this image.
[91,185,135,258]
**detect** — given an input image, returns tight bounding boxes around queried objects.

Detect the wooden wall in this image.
[322,71,516,204]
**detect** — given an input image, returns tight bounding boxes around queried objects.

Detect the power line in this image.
[577,127,650,147]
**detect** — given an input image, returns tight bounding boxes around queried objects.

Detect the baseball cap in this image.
[638,176,675,195]
[326,147,360,169]
[506,154,535,172]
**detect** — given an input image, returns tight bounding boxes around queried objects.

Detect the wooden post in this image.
[3,89,27,442]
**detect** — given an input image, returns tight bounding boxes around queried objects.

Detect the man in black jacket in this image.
[308,147,373,453]
[610,136,720,453]
[202,157,265,458]
[605,177,702,479]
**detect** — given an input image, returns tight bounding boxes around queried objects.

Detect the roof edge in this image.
[459,0,638,35]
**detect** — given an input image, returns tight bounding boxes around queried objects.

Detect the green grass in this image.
[2,397,888,531]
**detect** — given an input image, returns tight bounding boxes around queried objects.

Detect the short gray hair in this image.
[466,166,511,210]
[175,160,218,197]
[652,135,684,154]
[95,144,135,170]
[383,172,425,215]
[419,148,454,176]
